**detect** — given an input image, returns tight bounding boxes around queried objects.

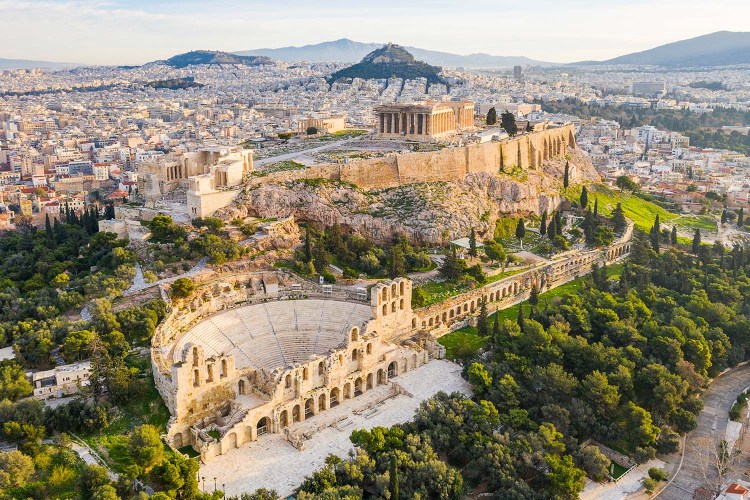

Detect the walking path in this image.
[255,136,363,167]
[122,257,209,296]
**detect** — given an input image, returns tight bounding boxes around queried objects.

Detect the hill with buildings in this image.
[328,44,444,84]
[152,50,274,68]
[236,38,552,68]
[579,31,750,67]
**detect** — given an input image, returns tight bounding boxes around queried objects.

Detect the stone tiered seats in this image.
[174,299,372,372]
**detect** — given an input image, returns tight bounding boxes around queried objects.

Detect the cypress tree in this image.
[529,284,539,307]
[593,198,599,218]
[468,227,478,257]
[547,218,556,240]
[692,229,701,255]
[650,214,661,253]
[612,202,626,234]
[540,210,548,236]
[486,107,497,126]
[580,186,588,210]
[563,161,570,192]
[492,311,500,339]
[516,303,525,330]
[389,454,399,500]
[739,207,745,227]
[477,299,489,336]
[554,211,563,236]
[515,218,526,248]
[721,209,728,224]
[670,225,678,245]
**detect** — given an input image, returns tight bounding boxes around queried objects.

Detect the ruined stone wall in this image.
[250,124,578,192]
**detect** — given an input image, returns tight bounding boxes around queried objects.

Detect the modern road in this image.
[659,362,750,499]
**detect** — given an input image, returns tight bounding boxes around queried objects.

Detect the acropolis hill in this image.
[220,124,596,244]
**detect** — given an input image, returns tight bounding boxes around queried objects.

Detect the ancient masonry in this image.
[375,100,475,141]
[150,221,631,462]
[252,124,577,191]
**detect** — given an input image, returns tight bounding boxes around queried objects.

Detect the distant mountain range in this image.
[235,38,551,68]
[328,44,444,84]
[0,58,79,70]
[577,31,750,67]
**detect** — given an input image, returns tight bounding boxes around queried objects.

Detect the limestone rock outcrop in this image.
[218,148,598,244]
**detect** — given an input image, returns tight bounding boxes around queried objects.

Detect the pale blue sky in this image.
[1,0,748,65]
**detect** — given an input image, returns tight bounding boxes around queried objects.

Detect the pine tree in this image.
[580,185,588,209]
[477,299,489,336]
[739,207,745,227]
[692,229,701,254]
[540,210,548,236]
[670,225,678,245]
[468,227,478,257]
[563,161,570,192]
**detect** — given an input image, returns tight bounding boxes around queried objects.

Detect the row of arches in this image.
[608,245,630,261]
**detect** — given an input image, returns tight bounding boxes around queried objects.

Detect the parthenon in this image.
[375,100,475,140]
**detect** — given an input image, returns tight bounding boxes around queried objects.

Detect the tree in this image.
[579,446,611,482]
[128,424,163,470]
[389,454,399,500]
[477,299,489,336]
[0,362,33,401]
[515,218,526,248]
[468,228,478,258]
[546,454,586,499]
[171,278,195,298]
[484,242,505,267]
[721,208,728,224]
[616,175,638,193]
[692,229,702,254]
[486,107,497,126]
[547,218,557,241]
[387,246,406,278]
[517,303,525,330]
[529,284,539,307]
[0,450,34,489]
[670,225,678,245]
[467,362,492,395]
[540,210,548,236]
[593,198,599,218]
[563,161,570,192]
[580,186,588,210]
[612,202,627,234]
[500,110,518,137]
[63,330,96,362]
[92,485,119,500]
[306,126,318,135]
[649,215,661,253]
[80,465,110,499]
[438,247,461,281]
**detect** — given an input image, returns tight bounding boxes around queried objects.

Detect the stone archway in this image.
[173,432,183,448]
[279,410,289,428]
[257,417,269,436]
[330,387,340,407]
[292,405,301,422]
[304,398,314,418]
[227,432,237,449]
[388,361,398,378]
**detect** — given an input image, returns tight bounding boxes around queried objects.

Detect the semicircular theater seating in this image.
[174,299,372,372]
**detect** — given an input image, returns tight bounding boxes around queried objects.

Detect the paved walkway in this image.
[659,363,750,499]
[123,257,209,296]
[254,136,363,167]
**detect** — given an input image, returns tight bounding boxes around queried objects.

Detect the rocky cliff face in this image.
[219,148,598,244]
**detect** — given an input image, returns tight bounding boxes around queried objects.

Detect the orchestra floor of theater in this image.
[198,359,472,497]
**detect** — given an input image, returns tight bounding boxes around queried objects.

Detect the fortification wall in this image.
[251,124,578,192]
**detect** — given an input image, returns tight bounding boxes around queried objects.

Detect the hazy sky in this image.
[1,0,748,65]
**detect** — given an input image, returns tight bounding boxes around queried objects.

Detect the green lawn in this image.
[610,462,629,480]
[439,264,624,359]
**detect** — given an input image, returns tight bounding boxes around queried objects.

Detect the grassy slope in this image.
[439,264,624,359]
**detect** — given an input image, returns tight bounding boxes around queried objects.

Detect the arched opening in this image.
[173,433,183,448]
[391,284,397,296]
[354,378,363,396]
[388,361,398,378]
[400,298,404,310]
[238,379,246,395]
[412,354,418,369]
[343,383,351,399]
[331,387,340,407]
[391,301,396,313]
[350,328,358,342]
[220,359,227,378]
[304,398,314,418]
[429,318,434,327]
[292,405,301,422]
[366,373,373,389]
[192,347,198,366]
[318,362,325,375]
[377,369,386,385]
[318,393,327,411]
[280,410,289,428]
[303,367,308,380]
[285,374,292,389]
[401,358,408,373]
[366,343,372,354]
[193,369,200,387]
[351,349,358,362]
[382,304,388,316]
[412,318,417,328]
[257,417,269,436]
[206,363,214,383]
[382,288,388,301]
[227,432,237,449]
[449,310,455,319]
[442,312,447,322]
[400,282,405,295]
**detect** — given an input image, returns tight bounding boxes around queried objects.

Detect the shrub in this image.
[648,467,667,482]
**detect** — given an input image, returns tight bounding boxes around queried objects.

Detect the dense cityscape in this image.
[1,5,750,499]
